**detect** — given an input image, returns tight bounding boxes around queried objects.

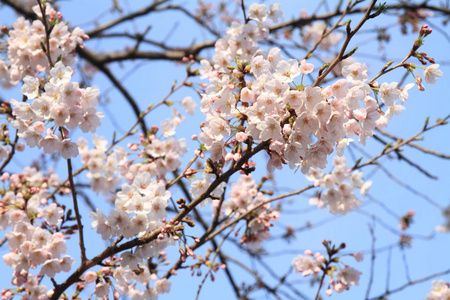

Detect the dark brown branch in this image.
[302,0,353,61]
[0,0,34,18]
[66,158,87,262]
[195,224,236,300]
[153,4,220,37]
[77,47,148,135]
[221,253,283,300]
[86,0,170,38]
[0,131,18,173]
[80,41,214,64]
[93,32,175,50]
[36,0,54,68]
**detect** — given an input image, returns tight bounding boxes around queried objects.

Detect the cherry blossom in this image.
[425,280,450,300]
[424,64,443,84]
[292,255,317,277]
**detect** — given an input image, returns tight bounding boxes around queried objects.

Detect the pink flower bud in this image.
[236,132,248,143]
[1,172,10,181]
[185,169,197,176]
[33,121,46,134]
[353,252,364,262]
[15,143,24,152]
[316,255,326,264]
[225,152,234,161]
[83,271,98,284]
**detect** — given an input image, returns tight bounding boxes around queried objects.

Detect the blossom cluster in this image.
[11,61,102,159]
[189,167,226,202]
[78,130,188,196]
[88,169,176,298]
[195,2,439,181]
[215,174,279,251]
[306,156,371,215]
[79,256,172,299]
[0,166,61,230]
[78,135,128,195]
[90,172,171,240]
[0,3,87,88]
[141,136,188,179]
[77,130,188,296]
[0,167,77,299]
[292,252,323,277]
[87,166,177,296]
[301,21,342,49]
[3,223,74,282]
[292,248,363,295]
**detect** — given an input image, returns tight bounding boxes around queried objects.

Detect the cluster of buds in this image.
[178,244,195,263]
[77,250,171,298]
[413,51,436,65]
[413,25,433,51]
[158,218,185,240]
[239,208,279,252]
[188,247,227,281]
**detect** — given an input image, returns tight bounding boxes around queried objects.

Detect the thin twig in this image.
[376,128,450,159]
[36,0,54,68]
[313,0,378,86]
[0,131,18,173]
[166,156,198,189]
[400,246,412,283]
[352,115,450,172]
[66,157,87,263]
[369,268,450,300]
[365,219,376,299]
[240,0,248,24]
[195,223,236,300]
